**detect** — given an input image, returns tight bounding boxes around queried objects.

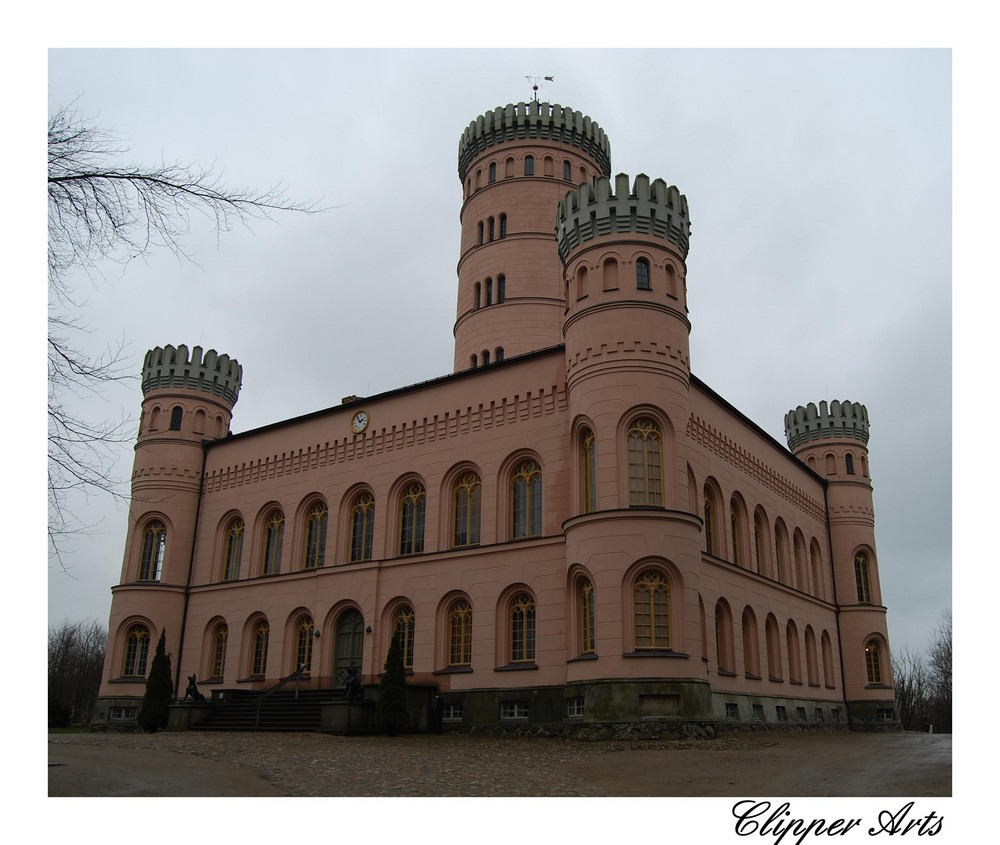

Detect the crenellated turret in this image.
[453,102,612,371]
[457,100,612,181]
[556,172,691,263]
[142,343,243,405]
[785,400,869,451]
[785,399,894,727]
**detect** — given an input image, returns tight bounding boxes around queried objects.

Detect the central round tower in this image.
[453,101,612,371]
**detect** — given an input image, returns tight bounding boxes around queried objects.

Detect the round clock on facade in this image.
[351,410,369,433]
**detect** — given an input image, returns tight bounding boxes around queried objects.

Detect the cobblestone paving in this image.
[48,730,776,797]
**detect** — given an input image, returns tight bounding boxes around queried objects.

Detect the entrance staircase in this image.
[194,688,337,732]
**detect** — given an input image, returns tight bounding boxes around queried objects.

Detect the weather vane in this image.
[526,75,554,102]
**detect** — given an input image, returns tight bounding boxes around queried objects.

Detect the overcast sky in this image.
[44,48,952,663]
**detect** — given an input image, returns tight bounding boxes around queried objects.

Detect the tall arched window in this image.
[524,155,534,176]
[715,602,734,673]
[855,552,872,603]
[774,524,787,583]
[633,570,671,650]
[509,593,536,663]
[169,405,184,430]
[453,472,482,547]
[578,578,595,655]
[793,532,807,591]
[845,453,855,474]
[350,494,375,562]
[138,521,166,581]
[627,418,663,506]
[394,605,415,669]
[786,621,801,683]
[511,460,543,539]
[580,427,596,514]
[742,608,760,677]
[730,497,745,567]
[753,510,767,575]
[485,277,493,306]
[805,626,818,685]
[399,483,426,556]
[211,622,228,678]
[303,503,328,569]
[865,638,883,684]
[251,619,269,677]
[765,615,782,680]
[499,214,507,239]
[222,518,244,581]
[296,616,314,674]
[497,274,506,302]
[448,600,473,666]
[822,630,836,687]
[563,159,572,180]
[488,217,495,242]
[636,258,651,290]
[262,511,284,575]
[122,624,151,677]
[334,609,364,686]
[474,282,481,309]
[488,162,497,183]
[811,541,824,599]
[477,221,484,245]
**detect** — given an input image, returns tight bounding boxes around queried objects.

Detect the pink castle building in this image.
[94,100,897,734]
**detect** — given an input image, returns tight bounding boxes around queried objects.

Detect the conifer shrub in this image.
[375,628,410,736]
[137,630,173,733]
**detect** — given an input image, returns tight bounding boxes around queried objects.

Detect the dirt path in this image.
[48,730,951,798]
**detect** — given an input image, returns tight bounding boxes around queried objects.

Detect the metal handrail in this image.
[255,663,308,728]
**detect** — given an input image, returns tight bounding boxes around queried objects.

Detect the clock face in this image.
[351,410,369,433]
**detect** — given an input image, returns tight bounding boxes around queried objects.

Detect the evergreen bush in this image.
[137,630,173,733]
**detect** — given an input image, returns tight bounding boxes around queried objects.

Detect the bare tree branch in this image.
[47,103,322,558]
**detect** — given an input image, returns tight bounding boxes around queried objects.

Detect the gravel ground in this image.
[48,729,951,798]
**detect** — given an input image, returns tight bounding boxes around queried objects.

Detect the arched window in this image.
[477,221,484,245]
[350,494,375,562]
[488,162,497,183]
[122,624,151,677]
[627,418,663,506]
[730,497,746,567]
[448,600,473,666]
[334,609,364,686]
[715,602,734,673]
[497,274,505,302]
[855,551,872,603]
[563,159,572,180]
[499,214,507,239]
[805,626,818,685]
[509,593,536,663]
[471,353,478,369]
[865,638,884,684]
[453,472,481,547]
[474,282,481,310]
[822,630,836,687]
[633,570,671,650]
[811,541,824,599]
[765,615,782,680]
[303,503,328,569]
[251,619,269,677]
[753,510,767,575]
[211,622,228,678]
[393,605,415,669]
[488,217,495,242]
[169,405,183,431]
[774,523,787,583]
[578,578,595,655]
[524,155,534,176]
[296,616,314,674]
[482,349,490,365]
[580,427,596,514]
[845,452,855,474]
[636,258,651,290]
[485,277,493,306]
[262,511,284,575]
[399,483,426,556]
[511,460,542,539]
[793,532,807,591]
[138,521,166,581]
[222,518,244,581]
[495,346,504,362]
[742,608,760,677]
[786,621,801,683]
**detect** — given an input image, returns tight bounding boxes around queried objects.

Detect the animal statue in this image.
[183,674,206,702]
